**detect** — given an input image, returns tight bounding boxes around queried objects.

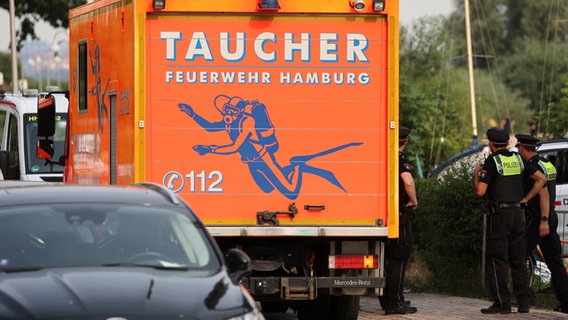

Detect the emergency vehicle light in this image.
[152,0,165,10]
[329,255,378,269]
[373,0,386,11]
[349,0,365,11]
[257,0,280,11]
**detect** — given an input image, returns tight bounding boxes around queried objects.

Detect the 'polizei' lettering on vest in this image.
[493,154,524,176]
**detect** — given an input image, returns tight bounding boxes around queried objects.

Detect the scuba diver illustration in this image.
[178,94,362,200]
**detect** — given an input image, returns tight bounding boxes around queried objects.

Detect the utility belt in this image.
[495,202,520,209]
[487,202,520,215]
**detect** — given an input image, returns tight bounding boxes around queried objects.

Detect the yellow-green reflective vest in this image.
[538,160,557,181]
[492,153,524,176]
[490,153,524,204]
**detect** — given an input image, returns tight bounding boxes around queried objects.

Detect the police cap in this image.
[399,126,411,140]
[515,134,539,147]
[486,127,509,144]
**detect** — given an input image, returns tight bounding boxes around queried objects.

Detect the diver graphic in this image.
[178,95,362,200]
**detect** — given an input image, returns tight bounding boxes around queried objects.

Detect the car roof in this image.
[0,182,187,209]
[537,138,568,151]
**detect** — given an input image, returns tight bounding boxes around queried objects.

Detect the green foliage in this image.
[1,0,87,50]
[533,74,568,139]
[0,51,21,90]
[411,165,487,296]
[400,17,475,173]
[499,40,568,111]
[450,0,506,59]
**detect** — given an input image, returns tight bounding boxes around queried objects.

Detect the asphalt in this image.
[358,293,568,320]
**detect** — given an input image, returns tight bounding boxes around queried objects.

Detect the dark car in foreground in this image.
[0,182,264,320]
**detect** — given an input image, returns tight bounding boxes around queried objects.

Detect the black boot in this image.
[384,302,417,315]
[480,302,511,314]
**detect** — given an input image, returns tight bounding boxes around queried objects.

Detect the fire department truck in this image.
[37,0,401,318]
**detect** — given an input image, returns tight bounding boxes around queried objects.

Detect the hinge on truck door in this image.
[257,203,298,226]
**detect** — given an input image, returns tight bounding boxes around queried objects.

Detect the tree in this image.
[534,74,568,139]
[499,40,568,111]
[0,50,20,90]
[400,15,534,175]
[1,0,87,51]
[449,0,568,60]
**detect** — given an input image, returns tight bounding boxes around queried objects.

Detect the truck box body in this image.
[63,0,400,318]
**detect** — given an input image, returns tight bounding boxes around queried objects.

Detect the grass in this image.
[532,278,561,311]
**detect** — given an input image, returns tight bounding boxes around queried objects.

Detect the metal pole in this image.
[465,0,484,286]
[9,0,19,94]
[465,0,477,139]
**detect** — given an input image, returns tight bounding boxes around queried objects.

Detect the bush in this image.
[409,164,487,297]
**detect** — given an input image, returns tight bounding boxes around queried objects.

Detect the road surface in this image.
[264,293,568,319]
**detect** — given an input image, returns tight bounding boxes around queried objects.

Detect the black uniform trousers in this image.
[526,212,568,309]
[485,206,529,307]
[383,210,413,307]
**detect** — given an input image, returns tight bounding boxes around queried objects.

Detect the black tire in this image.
[330,296,360,320]
[296,295,360,320]
[260,301,288,314]
[296,294,330,320]
[526,253,536,289]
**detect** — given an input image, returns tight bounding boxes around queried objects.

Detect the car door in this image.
[539,147,568,257]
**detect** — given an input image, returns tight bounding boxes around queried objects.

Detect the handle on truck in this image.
[256,203,298,226]
[304,205,325,211]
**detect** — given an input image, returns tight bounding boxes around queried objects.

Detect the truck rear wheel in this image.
[296,295,360,320]
[331,296,360,320]
[296,294,330,320]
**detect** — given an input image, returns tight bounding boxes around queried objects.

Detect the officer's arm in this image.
[401,172,418,208]
[538,185,550,237]
[521,170,547,204]
[473,163,487,197]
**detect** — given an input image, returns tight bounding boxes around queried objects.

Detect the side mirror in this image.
[225,248,252,283]
[37,139,54,159]
[37,94,56,137]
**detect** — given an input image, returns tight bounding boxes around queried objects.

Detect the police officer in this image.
[473,127,546,314]
[515,134,568,313]
[380,125,418,315]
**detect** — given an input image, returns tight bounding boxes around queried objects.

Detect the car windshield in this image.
[0,203,221,272]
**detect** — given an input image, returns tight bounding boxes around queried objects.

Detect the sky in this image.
[0,0,455,52]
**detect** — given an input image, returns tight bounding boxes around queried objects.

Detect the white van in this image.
[0,90,68,182]
[537,139,568,257]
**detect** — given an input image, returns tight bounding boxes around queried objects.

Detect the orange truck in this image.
[39,0,401,318]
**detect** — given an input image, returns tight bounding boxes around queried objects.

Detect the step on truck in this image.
[0,89,67,182]
[37,0,401,318]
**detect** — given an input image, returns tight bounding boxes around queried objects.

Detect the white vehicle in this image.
[537,139,568,257]
[0,90,68,182]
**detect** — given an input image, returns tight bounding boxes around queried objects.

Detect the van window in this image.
[558,150,568,185]
[78,41,88,112]
[23,113,66,174]
[0,110,6,147]
[8,113,18,167]
[541,149,567,185]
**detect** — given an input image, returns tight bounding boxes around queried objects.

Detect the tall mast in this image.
[465,0,478,142]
